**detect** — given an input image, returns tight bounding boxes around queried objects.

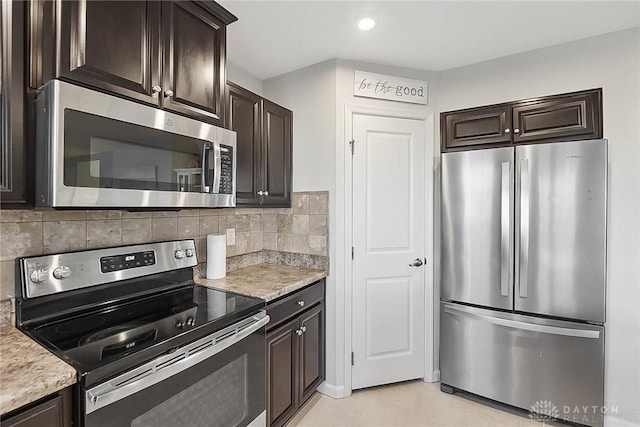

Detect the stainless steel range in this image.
[16,239,268,427]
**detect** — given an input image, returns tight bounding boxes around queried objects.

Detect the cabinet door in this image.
[58,0,161,104]
[261,100,292,207]
[228,83,261,206]
[441,105,512,151]
[513,89,602,144]
[162,1,226,126]
[298,304,325,405]
[266,318,299,427]
[2,389,72,427]
[1,0,28,205]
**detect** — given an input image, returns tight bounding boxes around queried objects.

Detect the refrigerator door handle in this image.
[519,158,530,298]
[500,161,511,297]
[443,305,600,339]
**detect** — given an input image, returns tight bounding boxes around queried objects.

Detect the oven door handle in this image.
[85,311,270,415]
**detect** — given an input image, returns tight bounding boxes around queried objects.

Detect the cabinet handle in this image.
[264,191,269,196]
[514,128,520,134]
[296,329,303,336]
[297,300,305,307]
[301,326,307,333]
[164,89,174,98]
[152,85,162,94]
[257,191,263,196]
[505,128,511,134]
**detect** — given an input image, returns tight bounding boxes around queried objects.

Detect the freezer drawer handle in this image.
[444,305,600,339]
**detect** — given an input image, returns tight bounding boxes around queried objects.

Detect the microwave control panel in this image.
[219,145,233,194]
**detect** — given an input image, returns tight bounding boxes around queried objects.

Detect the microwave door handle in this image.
[212,142,222,194]
[200,143,212,193]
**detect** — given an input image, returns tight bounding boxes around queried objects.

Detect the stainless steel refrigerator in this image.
[440,139,607,427]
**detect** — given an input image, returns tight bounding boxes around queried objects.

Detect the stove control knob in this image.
[175,320,185,329]
[186,317,195,327]
[185,248,194,258]
[53,266,71,280]
[30,269,49,283]
[174,250,185,259]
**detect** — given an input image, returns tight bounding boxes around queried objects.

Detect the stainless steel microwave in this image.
[35,80,236,208]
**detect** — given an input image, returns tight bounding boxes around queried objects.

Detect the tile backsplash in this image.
[0,191,328,300]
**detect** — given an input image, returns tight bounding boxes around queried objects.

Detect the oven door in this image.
[36,79,236,208]
[84,312,269,427]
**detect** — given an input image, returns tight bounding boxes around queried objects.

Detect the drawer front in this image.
[267,280,324,330]
[441,302,605,427]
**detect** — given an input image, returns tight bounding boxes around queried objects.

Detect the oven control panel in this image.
[20,240,198,299]
[100,251,156,273]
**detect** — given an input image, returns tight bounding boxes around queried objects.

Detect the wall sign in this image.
[354,71,428,105]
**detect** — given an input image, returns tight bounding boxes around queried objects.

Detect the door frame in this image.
[343,104,436,396]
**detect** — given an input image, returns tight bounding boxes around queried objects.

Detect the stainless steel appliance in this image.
[35,80,236,208]
[16,240,268,427]
[440,139,607,427]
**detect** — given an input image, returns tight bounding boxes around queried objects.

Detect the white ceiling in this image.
[220,1,640,80]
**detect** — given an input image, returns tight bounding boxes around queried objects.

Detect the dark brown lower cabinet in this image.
[266,280,325,427]
[1,387,72,427]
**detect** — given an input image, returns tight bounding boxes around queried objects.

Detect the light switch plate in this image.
[226,228,235,245]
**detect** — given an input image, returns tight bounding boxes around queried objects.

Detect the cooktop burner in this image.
[78,322,153,346]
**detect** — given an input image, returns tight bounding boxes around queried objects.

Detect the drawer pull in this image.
[297,300,305,307]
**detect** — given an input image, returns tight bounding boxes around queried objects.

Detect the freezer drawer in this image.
[440,302,604,427]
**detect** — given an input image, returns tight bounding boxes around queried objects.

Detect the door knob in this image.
[409,258,423,267]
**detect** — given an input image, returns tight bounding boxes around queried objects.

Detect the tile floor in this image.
[288,381,553,427]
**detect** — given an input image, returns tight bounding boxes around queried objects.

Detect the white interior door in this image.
[351,113,426,390]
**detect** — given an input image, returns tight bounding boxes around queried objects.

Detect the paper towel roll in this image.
[206,234,226,279]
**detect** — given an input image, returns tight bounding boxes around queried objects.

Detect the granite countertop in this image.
[0,325,77,415]
[195,263,327,301]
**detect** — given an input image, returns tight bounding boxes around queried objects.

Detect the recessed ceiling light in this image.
[357,17,376,31]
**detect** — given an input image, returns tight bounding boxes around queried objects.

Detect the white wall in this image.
[227,61,264,96]
[437,28,640,426]
[263,60,340,389]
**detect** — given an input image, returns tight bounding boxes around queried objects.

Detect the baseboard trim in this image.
[605,415,640,427]
[317,382,349,399]
[424,370,440,383]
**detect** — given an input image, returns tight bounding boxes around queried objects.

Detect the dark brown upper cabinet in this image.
[228,82,262,205]
[262,99,292,207]
[512,90,601,144]
[442,105,512,149]
[227,83,292,207]
[41,0,235,126]
[58,1,161,105]
[1,0,29,206]
[161,1,227,125]
[441,89,602,152]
